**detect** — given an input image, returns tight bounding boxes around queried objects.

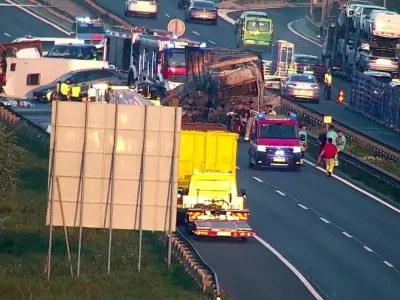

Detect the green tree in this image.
[0,121,26,199]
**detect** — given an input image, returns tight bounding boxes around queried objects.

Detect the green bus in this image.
[236,15,274,48]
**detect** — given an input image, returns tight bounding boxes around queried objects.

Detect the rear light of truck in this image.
[392,58,398,62]
[231,231,254,237]
[177,198,183,205]
[207,230,218,236]
[369,56,378,61]
[0,74,6,84]
[150,2,156,4]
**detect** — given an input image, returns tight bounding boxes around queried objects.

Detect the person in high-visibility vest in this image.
[335,130,347,166]
[324,68,332,100]
[60,79,71,101]
[71,83,81,101]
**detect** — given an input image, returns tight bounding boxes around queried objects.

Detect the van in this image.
[368,11,400,38]
[236,16,273,48]
[12,36,85,56]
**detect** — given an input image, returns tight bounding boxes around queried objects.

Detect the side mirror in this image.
[250,133,256,140]
[240,189,246,197]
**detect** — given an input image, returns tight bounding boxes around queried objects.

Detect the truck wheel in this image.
[314,98,320,104]
[178,2,181,8]
[186,222,194,235]
[124,10,129,17]
[248,160,254,168]
[240,237,248,243]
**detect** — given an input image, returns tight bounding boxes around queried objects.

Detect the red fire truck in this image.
[103,27,202,89]
[248,113,302,170]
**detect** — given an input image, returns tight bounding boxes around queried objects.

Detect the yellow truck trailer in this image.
[178,123,255,241]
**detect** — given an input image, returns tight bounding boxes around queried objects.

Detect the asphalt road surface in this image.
[0,0,65,42]
[5,2,400,299]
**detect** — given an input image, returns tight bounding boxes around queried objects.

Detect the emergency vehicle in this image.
[71,17,106,45]
[103,27,203,89]
[248,113,302,170]
[178,123,255,241]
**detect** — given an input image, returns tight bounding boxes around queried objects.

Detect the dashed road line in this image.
[4,32,11,37]
[342,231,352,238]
[255,175,400,273]
[236,166,240,170]
[319,217,330,224]
[192,31,200,35]
[363,246,373,252]
[208,40,216,45]
[165,13,170,18]
[252,176,263,183]
[384,261,394,268]
[275,190,286,196]
[297,204,308,210]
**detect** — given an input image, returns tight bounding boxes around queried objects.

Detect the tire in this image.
[249,159,254,169]
[240,237,248,243]
[124,10,129,17]
[185,15,191,23]
[151,13,157,20]
[178,2,181,8]
[212,19,218,25]
[314,98,320,104]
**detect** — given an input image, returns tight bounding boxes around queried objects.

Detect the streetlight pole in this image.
[310,0,314,21]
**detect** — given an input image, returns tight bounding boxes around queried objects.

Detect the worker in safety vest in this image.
[335,130,347,166]
[298,124,307,164]
[71,83,81,101]
[60,79,71,101]
[324,68,332,100]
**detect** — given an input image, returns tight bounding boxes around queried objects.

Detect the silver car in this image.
[282,74,320,103]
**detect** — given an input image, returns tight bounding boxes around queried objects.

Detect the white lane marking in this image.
[255,235,324,300]
[384,261,394,268]
[303,159,400,214]
[342,231,352,238]
[257,173,400,273]
[218,11,235,25]
[363,246,373,252]
[319,217,330,224]
[275,190,286,196]
[192,31,200,36]
[236,166,240,170]
[208,40,216,45]
[287,20,322,48]
[252,176,263,183]
[165,13,170,18]
[4,32,11,37]
[4,0,70,35]
[297,204,308,210]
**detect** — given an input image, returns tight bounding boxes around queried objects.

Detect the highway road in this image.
[0,0,65,42]
[5,2,400,299]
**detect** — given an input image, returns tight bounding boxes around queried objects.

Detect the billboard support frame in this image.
[77,102,89,277]
[107,103,119,274]
[137,106,148,273]
[167,107,178,267]
[47,100,59,281]
[56,176,74,277]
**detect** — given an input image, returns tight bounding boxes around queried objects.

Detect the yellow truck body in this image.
[179,123,238,189]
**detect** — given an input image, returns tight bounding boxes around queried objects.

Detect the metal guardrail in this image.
[175,229,221,299]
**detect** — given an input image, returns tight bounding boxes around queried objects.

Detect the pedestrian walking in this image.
[318,138,338,177]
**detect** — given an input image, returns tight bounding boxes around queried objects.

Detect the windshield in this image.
[165,51,185,67]
[371,49,396,58]
[196,180,231,192]
[41,41,55,53]
[295,56,320,65]
[47,46,78,58]
[76,22,105,34]
[259,124,298,139]
[371,76,392,84]
[363,7,385,15]
[246,20,271,32]
[53,73,74,83]
[289,75,317,83]
[193,1,215,8]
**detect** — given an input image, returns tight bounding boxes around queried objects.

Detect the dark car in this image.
[45,44,99,60]
[32,68,123,102]
[185,0,218,25]
[294,54,326,82]
[178,0,190,9]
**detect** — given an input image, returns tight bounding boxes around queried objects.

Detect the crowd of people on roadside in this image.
[317,124,347,177]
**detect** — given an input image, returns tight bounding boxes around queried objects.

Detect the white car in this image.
[363,71,392,84]
[13,36,85,56]
[345,0,374,17]
[353,4,386,31]
[125,0,158,19]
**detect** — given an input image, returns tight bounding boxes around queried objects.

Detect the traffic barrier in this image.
[337,88,344,104]
[349,72,400,132]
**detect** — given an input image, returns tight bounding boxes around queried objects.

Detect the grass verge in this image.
[0,127,213,300]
